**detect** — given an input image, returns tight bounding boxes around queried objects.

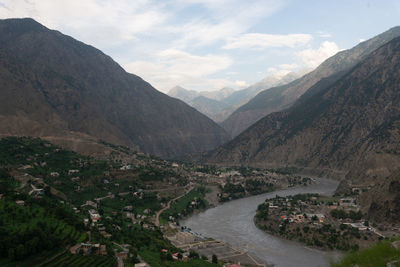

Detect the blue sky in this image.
[1,0,399,92]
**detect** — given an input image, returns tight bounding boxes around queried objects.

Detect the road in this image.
[154,186,193,226]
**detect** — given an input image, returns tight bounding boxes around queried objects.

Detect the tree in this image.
[212,254,218,264]
[189,250,199,259]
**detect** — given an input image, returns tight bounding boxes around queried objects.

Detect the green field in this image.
[332,240,400,267]
[160,187,208,223]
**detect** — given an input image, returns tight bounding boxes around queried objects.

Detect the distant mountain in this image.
[168,86,199,102]
[168,86,234,102]
[168,71,303,123]
[188,96,231,122]
[0,18,229,158]
[222,70,308,109]
[221,26,400,137]
[207,35,400,189]
[201,87,235,101]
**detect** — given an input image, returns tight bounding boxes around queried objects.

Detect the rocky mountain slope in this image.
[207,36,400,187]
[221,26,400,137]
[0,18,229,158]
[188,96,231,122]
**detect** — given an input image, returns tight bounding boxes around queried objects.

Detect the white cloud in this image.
[0,0,167,47]
[234,80,248,88]
[278,63,298,69]
[296,41,340,68]
[316,30,332,38]
[266,67,292,78]
[223,33,312,50]
[169,0,286,48]
[124,49,233,92]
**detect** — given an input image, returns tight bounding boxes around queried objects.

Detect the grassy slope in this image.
[332,240,400,267]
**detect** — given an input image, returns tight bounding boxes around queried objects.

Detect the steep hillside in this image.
[0,18,229,158]
[222,26,400,137]
[207,36,400,186]
[188,96,231,122]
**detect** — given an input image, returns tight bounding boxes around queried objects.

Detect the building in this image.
[88,209,101,222]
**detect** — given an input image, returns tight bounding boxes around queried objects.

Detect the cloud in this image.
[316,30,332,38]
[234,80,248,88]
[296,41,340,68]
[278,63,298,69]
[223,33,312,49]
[0,0,168,47]
[124,49,233,92]
[169,0,286,48]
[266,67,292,78]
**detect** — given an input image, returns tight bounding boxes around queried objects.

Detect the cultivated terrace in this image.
[0,136,312,267]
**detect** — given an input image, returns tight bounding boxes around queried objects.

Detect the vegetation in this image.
[330,209,363,220]
[161,187,208,222]
[331,240,400,267]
[254,194,373,251]
[0,137,219,266]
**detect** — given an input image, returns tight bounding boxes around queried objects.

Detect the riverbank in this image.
[180,177,343,267]
[253,193,381,251]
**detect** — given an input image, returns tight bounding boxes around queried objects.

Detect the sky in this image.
[0,0,399,93]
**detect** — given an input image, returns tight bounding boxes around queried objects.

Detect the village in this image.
[254,190,400,251]
[4,137,318,267]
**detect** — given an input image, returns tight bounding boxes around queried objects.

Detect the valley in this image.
[0,5,400,267]
[0,136,319,267]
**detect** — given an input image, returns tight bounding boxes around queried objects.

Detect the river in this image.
[181,178,343,267]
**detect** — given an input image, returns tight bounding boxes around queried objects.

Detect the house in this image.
[120,165,131,170]
[50,172,60,177]
[124,205,133,211]
[100,231,112,238]
[100,245,107,256]
[88,209,101,222]
[16,200,25,206]
[70,243,81,254]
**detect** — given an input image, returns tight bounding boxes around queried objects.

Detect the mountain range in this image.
[220,26,400,137]
[206,36,400,220]
[0,18,229,159]
[168,71,304,123]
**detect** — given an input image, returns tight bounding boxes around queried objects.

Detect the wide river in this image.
[181,178,343,267]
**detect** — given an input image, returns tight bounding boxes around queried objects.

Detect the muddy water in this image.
[181,178,343,267]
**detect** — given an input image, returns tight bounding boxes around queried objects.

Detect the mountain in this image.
[168,72,302,123]
[168,85,199,102]
[222,70,308,109]
[168,86,234,102]
[221,26,400,138]
[188,96,231,122]
[207,36,400,189]
[201,87,235,101]
[0,18,229,159]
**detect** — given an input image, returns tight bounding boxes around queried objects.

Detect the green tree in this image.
[212,254,218,264]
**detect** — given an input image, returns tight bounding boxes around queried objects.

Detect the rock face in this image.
[207,36,400,185]
[359,170,400,223]
[0,18,229,158]
[221,26,400,137]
